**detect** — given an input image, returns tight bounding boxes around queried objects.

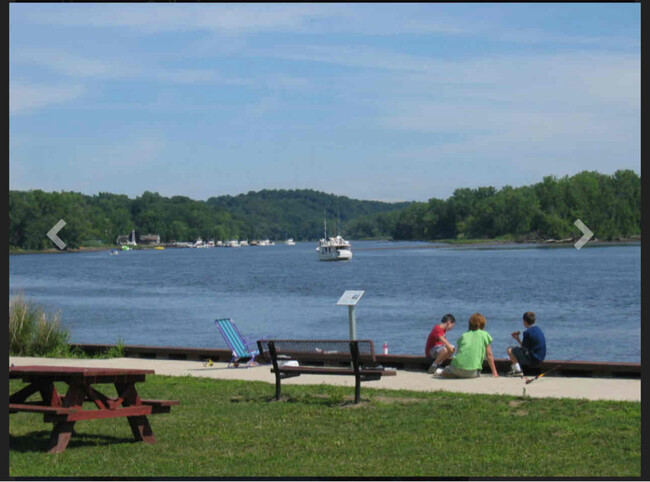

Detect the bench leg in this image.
[354,374,361,404]
[127,415,156,444]
[275,373,282,400]
[47,421,75,454]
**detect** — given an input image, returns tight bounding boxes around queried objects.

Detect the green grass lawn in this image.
[9,375,640,478]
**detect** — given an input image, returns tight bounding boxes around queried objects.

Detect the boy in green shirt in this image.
[442,313,499,378]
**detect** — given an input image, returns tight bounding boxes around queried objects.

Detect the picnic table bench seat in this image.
[257,339,396,403]
[9,403,80,415]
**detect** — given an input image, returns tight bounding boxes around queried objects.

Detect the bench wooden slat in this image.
[58,405,154,422]
[140,399,180,413]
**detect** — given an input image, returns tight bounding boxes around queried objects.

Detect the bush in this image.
[9,294,70,356]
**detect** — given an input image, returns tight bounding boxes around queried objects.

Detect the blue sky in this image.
[10,3,640,202]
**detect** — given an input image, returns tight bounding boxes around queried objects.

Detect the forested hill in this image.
[206,189,409,241]
[8,188,409,250]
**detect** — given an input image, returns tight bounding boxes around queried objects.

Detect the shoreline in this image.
[9,237,641,255]
[9,245,160,255]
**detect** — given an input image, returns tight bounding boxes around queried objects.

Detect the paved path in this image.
[9,356,640,402]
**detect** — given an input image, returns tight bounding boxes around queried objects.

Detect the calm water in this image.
[9,241,641,362]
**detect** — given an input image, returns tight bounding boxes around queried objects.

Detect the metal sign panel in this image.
[337,290,365,306]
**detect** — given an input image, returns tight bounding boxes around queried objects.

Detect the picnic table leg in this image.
[9,382,43,404]
[116,382,156,444]
[47,420,76,454]
[127,415,156,444]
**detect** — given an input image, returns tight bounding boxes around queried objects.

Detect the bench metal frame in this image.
[257,339,396,404]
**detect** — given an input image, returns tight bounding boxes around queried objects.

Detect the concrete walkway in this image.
[9,356,640,402]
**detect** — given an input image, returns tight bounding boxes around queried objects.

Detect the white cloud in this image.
[18,4,338,33]
[244,95,281,118]
[495,28,640,49]
[157,69,252,86]
[12,48,129,79]
[10,81,85,114]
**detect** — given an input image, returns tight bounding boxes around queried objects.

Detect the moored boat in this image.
[316,217,352,261]
[317,235,352,261]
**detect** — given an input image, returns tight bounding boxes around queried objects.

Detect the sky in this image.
[9,3,640,202]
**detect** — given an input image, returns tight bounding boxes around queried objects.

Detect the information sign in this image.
[337,290,365,306]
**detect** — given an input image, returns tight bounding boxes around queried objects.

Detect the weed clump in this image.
[9,294,70,357]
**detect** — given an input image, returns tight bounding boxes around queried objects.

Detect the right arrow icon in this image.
[574,219,593,250]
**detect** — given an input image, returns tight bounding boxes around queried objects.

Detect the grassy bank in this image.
[9,375,640,478]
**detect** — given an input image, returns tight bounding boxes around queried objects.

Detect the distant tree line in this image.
[8,188,408,250]
[347,170,641,242]
[8,170,640,251]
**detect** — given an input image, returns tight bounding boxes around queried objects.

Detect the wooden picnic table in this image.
[9,365,179,454]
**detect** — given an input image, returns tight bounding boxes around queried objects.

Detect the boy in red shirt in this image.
[425,314,456,373]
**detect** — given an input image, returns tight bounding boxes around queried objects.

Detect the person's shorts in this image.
[428,345,446,359]
[442,364,480,378]
[511,346,537,366]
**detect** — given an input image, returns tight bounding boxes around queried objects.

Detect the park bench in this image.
[256,339,396,404]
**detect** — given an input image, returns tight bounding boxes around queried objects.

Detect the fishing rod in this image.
[524,353,584,385]
[524,364,563,384]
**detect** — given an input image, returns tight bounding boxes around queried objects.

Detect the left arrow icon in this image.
[47,219,67,250]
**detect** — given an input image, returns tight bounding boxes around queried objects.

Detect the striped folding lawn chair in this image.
[215,318,261,367]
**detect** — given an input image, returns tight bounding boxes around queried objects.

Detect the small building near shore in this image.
[116,229,138,246]
[139,234,161,245]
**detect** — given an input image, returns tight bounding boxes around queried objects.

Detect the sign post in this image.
[337,290,365,340]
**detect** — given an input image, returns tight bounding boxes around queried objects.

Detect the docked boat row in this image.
[115,223,352,261]
[170,238,290,248]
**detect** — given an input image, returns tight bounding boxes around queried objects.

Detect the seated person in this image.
[442,313,499,378]
[424,314,456,373]
[506,311,546,376]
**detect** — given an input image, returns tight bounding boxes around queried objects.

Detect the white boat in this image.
[316,218,352,261]
[285,238,296,246]
[193,238,208,248]
[225,240,240,248]
[317,235,352,261]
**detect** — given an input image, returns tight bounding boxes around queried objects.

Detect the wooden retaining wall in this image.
[69,343,640,379]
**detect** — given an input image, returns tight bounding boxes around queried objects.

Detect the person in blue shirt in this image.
[506,311,546,377]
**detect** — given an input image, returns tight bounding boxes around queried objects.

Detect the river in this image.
[9,241,640,362]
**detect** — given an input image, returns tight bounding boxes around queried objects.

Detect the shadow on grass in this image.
[9,431,137,453]
[229,393,379,407]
